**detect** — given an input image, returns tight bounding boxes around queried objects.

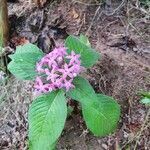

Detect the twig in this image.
[104,0,126,16]
[100,19,119,33]
[133,108,150,150]
[77,13,85,35]
[121,108,150,149]
[85,5,102,36]
[72,0,101,6]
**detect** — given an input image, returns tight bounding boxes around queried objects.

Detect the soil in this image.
[0,0,150,150]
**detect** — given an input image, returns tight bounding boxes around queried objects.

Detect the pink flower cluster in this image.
[34,46,81,94]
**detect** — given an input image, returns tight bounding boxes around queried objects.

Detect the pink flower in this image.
[45,68,58,82]
[55,78,64,88]
[36,62,45,73]
[58,63,74,79]
[64,79,74,91]
[34,46,81,94]
[53,47,67,56]
[66,51,80,65]
[34,77,52,93]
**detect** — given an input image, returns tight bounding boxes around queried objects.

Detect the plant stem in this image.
[0,0,9,47]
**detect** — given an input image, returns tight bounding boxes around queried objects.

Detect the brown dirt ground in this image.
[0,0,150,149]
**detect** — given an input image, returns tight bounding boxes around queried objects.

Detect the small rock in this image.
[102,143,108,149]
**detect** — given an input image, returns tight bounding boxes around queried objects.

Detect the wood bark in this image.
[0,0,9,46]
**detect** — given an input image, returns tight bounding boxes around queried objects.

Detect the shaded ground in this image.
[0,0,150,149]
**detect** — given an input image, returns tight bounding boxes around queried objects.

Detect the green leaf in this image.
[8,43,44,80]
[82,94,120,136]
[67,76,120,136]
[29,90,67,150]
[8,60,37,80]
[9,43,43,61]
[79,34,91,47]
[65,35,99,68]
[140,91,150,99]
[140,97,150,105]
[67,76,96,105]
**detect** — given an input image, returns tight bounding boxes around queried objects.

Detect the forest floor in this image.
[0,0,150,149]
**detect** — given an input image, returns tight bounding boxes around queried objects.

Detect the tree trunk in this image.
[0,0,9,46]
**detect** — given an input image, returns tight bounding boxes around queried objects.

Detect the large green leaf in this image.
[9,44,44,61]
[79,34,91,47]
[8,61,37,80]
[29,90,67,150]
[67,76,120,136]
[67,76,96,105]
[82,94,120,136]
[65,35,100,68]
[8,43,44,80]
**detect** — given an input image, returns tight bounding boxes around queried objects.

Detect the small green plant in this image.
[140,91,150,105]
[140,0,150,8]
[8,35,120,150]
